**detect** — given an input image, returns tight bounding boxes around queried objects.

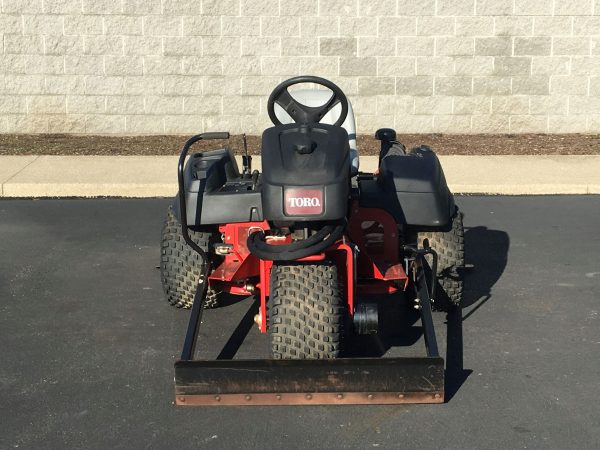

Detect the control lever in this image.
[242,134,252,178]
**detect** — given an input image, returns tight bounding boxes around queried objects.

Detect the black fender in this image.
[359,146,455,227]
[173,148,263,226]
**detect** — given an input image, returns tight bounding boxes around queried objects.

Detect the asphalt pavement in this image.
[1,197,599,449]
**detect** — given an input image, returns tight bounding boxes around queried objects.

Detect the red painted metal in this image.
[327,241,355,314]
[258,259,272,334]
[347,201,399,262]
[346,201,409,288]
[205,204,410,334]
[207,221,271,333]
[297,253,326,262]
[209,221,268,284]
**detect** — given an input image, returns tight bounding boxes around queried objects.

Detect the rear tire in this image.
[407,210,464,311]
[269,263,345,359]
[160,207,222,309]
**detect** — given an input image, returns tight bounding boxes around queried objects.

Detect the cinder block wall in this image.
[2,0,600,134]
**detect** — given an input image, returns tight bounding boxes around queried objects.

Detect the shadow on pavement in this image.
[216,298,259,360]
[445,225,510,401]
[462,226,510,318]
[444,307,470,402]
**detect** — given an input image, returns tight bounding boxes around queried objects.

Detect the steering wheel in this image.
[267,76,349,127]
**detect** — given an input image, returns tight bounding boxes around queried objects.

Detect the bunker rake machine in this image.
[161,76,464,406]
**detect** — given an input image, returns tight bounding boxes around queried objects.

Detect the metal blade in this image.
[175,357,444,405]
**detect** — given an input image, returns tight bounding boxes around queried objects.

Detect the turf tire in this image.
[160,207,222,309]
[408,209,464,311]
[269,262,345,359]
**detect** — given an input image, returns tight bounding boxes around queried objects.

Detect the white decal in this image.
[288,197,321,208]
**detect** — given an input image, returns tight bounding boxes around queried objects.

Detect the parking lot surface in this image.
[1,196,599,449]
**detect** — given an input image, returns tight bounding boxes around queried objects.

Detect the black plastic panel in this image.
[261,123,350,222]
[359,147,455,226]
[173,148,264,225]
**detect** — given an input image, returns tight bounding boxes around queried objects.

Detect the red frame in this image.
[207,203,409,334]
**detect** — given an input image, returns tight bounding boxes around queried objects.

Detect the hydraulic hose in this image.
[247,221,346,261]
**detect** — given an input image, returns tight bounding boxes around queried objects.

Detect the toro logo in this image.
[284,188,324,216]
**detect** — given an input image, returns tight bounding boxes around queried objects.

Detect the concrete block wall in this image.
[2,0,600,134]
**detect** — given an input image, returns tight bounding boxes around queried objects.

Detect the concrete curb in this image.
[1,155,599,197]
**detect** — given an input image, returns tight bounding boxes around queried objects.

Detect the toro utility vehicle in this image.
[161,76,464,405]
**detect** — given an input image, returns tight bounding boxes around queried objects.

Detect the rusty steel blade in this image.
[174,357,444,406]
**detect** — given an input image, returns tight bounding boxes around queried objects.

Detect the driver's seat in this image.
[273,89,359,175]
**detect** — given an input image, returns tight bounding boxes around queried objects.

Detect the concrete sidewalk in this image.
[1,155,599,197]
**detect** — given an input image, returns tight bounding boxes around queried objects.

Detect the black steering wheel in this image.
[267,76,349,127]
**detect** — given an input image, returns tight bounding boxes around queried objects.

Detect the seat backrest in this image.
[273,89,359,175]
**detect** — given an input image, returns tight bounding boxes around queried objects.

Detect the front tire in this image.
[160,207,222,309]
[269,263,345,359]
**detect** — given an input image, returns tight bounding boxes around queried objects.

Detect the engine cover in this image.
[261,123,350,222]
